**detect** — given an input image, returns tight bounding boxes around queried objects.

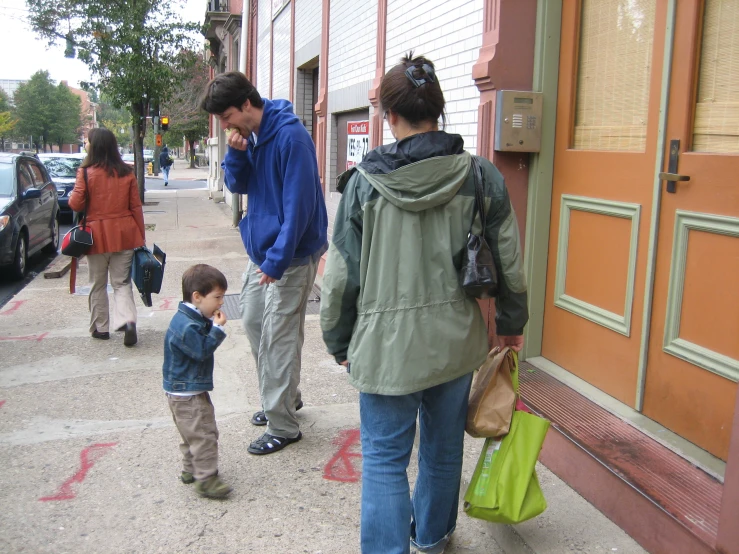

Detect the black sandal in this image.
[247,432,302,455]
[250,401,304,426]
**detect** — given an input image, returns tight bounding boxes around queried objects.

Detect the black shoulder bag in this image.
[460,156,498,299]
[61,168,94,257]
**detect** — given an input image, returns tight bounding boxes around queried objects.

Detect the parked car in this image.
[143,149,154,163]
[38,153,85,220]
[122,153,135,167]
[0,153,60,280]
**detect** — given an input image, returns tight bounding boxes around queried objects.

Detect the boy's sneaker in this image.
[194,475,232,499]
[180,471,195,484]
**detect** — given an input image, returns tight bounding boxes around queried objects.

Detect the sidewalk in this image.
[148,157,209,181]
[0,189,646,553]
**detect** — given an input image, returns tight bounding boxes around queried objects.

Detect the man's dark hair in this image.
[200,71,265,114]
[81,127,132,177]
[182,264,228,302]
[380,51,446,127]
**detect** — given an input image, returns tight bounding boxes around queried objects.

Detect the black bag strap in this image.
[81,167,89,228]
[468,156,486,234]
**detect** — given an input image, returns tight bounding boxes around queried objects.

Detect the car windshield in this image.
[0,164,13,196]
[42,157,82,178]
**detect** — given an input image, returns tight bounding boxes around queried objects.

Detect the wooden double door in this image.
[543,0,739,460]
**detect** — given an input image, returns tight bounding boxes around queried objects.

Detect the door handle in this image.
[662,139,690,193]
[658,172,690,182]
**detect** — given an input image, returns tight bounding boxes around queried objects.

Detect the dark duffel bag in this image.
[131,244,166,307]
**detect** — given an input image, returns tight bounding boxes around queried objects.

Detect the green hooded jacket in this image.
[320,132,528,395]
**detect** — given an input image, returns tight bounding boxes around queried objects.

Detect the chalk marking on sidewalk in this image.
[0,300,27,315]
[0,400,5,409]
[39,443,117,501]
[323,429,362,483]
[0,332,48,342]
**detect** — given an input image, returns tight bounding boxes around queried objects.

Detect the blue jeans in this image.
[359,372,474,554]
[162,165,170,182]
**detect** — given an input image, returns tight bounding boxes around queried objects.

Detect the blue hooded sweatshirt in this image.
[222,98,328,279]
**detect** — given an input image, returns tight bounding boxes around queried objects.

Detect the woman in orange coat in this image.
[69,128,145,346]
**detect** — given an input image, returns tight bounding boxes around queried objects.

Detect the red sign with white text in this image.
[346,120,370,170]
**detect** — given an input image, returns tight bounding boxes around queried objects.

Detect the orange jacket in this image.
[68,166,146,255]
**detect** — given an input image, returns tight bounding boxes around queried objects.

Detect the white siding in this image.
[384,0,483,153]
[257,0,272,94]
[295,0,322,53]
[328,0,377,91]
[272,5,291,100]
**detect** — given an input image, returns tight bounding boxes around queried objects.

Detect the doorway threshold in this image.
[521,358,724,553]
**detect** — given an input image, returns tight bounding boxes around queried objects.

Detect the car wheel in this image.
[11,233,27,280]
[43,216,60,254]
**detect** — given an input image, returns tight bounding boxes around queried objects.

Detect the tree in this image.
[162,51,209,168]
[26,0,200,200]
[0,90,15,152]
[13,71,57,152]
[99,94,132,149]
[50,83,82,152]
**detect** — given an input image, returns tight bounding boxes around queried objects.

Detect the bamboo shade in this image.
[573,0,657,151]
[693,0,739,153]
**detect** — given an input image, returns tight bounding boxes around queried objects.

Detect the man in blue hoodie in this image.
[200,72,328,455]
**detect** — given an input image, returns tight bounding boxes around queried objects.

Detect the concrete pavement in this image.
[0,189,646,553]
[148,157,209,182]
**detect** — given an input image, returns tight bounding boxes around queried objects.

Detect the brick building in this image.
[203,2,739,552]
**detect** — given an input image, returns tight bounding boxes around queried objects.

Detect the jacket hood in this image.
[255,98,301,146]
[354,132,471,212]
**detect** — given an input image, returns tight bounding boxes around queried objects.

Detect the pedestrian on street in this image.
[68,127,145,347]
[320,52,529,554]
[159,145,173,186]
[200,72,328,455]
[163,264,232,499]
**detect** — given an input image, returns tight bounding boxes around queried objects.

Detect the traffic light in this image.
[161,116,169,131]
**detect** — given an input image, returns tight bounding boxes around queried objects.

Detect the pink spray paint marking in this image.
[155,297,177,311]
[39,443,117,501]
[0,400,5,409]
[0,332,48,342]
[0,300,27,316]
[323,429,362,483]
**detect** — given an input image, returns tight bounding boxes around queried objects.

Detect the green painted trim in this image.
[553,195,641,336]
[636,0,677,411]
[522,0,562,360]
[662,211,739,382]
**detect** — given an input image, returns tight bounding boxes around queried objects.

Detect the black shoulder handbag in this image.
[61,168,94,258]
[460,156,498,299]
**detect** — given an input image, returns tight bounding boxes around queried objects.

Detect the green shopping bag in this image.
[463,353,550,524]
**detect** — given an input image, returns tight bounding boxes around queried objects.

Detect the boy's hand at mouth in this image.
[213,310,227,326]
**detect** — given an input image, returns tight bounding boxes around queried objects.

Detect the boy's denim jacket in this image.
[162,303,227,392]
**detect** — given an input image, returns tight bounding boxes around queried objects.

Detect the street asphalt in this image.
[0,185,647,553]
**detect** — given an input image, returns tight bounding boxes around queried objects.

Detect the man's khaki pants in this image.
[167,392,219,481]
[87,250,137,334]
[240,258,318,439]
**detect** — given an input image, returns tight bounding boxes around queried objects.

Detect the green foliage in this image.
[50,83,82,150]
[13,71,57,151]
[26,0,203,198]
[162,51,210,168]
[99,93,132,149]
[0,89,11,113]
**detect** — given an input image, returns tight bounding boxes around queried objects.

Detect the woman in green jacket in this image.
[321,52,528,554]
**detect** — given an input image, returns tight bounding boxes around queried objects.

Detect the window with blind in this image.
[573,0,657,152]
[693,0,739,153]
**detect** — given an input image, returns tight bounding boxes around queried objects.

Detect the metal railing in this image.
[207,0,229,12]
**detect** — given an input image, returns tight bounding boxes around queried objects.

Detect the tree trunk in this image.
[188,139,196,168]
[131,101,146,203]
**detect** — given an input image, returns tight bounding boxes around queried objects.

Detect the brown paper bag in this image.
[466,347,517,438]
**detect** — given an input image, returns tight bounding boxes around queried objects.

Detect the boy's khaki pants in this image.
[167,392,219,480]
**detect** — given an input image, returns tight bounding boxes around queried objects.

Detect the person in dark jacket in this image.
[200,72,328,455]
[321,53,528,554]
[159,145,173,186]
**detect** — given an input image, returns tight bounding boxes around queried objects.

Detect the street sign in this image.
[156,134,162,147]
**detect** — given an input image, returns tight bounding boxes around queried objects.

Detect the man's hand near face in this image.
[226,128,248,151]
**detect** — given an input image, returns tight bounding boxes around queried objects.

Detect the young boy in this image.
[163,264,232,499]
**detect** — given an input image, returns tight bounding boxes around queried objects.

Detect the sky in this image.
[0,0,207,89]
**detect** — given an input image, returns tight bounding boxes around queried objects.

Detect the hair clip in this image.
[405,63,437,88]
